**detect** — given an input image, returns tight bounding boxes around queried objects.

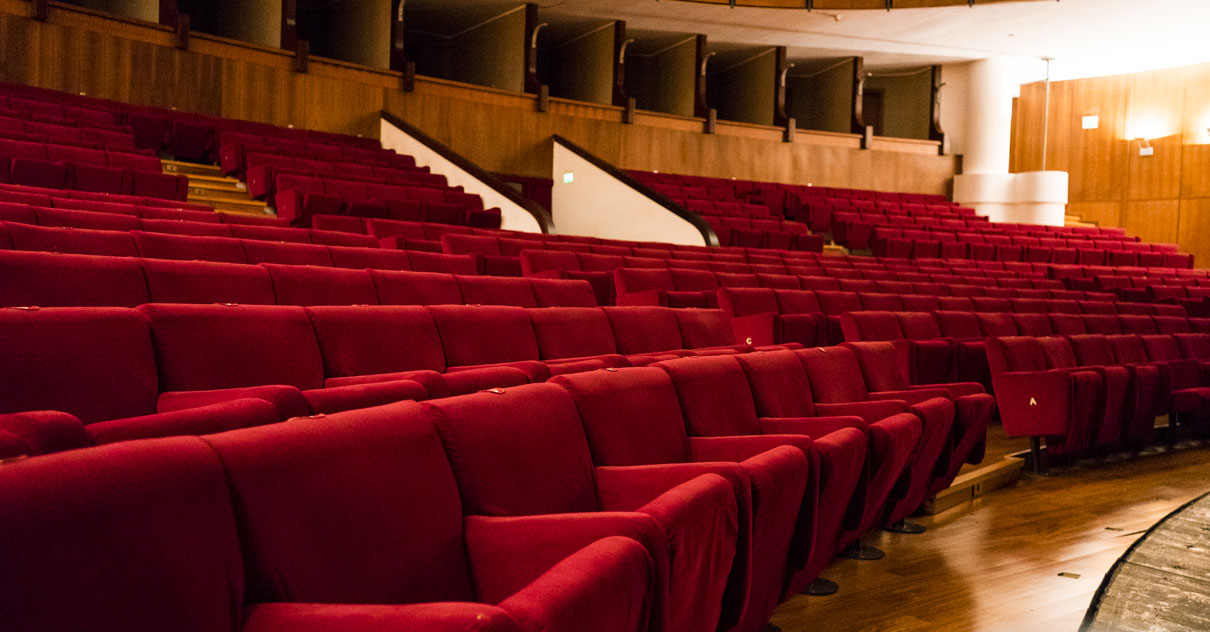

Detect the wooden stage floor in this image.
[770,434,1210,632]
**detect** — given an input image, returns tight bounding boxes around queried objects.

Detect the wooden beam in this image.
[174,13,189,50]
[31,0,48,21]
[390,0,416,91]
[851,56,866,135]
[929,64,947,153]
[611,20,629,108]
[694,35,711,119]
[523,3,541,95]
[294,39,309,74]
[280,0,298,51]
[773,46,790,127]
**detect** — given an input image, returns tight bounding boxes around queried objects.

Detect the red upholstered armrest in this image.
[0,411,90,457]
[868,387,951,405]
[759,416,866,439]
[87,398,279,445]
[302,380,429,415]
[448,361,550,384]
[441,367,531,396]
[465,531,654,632]
[595,465,746,515]
[812,399,908,424]
[158,384,311,420]
[243,602,519,632]
[688,435,814,463]
[917,382,986,398]
[464,513,669,632]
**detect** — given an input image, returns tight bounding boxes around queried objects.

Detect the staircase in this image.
[1064,211,1099,229]
[163,160,274,217]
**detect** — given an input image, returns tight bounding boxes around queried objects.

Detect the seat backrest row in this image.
[0,181,266,219]
[839,310,1210,344]
[0,249,599,308]
[0,303,740,428]
[718,288,1173,320]
[0,202,377,247]
[0,222,480,274]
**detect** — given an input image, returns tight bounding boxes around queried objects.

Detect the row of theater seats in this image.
[0,113,136,149]
[0,303,775,458]
[830,208,1129,247]
[0,342,994,632]
[0,180,225,215]
[0,81,378,164]
[0,250,598,309]
[0,203,376,247]
[219,131,407,178]
[837,214,1137,251]
[0,137,188,200]
[0,93,131,133]
[245,151,444,199]
[867,230,1191,268]
[987,334,1210,460]
[612,266,1110,309]
[1077,275,1210,315]
[0,222,479,274]
[795,199,977,233]
[533,257,1101,309]
[715,287,1192,349]
[838,311,1210,454]
[629,171,821,251]
[275,173,501,229]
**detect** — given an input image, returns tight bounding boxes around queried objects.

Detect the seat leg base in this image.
[839,541,886,561]
[885,519,927,534]
[802,578,839,596]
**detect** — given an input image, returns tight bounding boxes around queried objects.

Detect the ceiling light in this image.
[1082,115,1099,130]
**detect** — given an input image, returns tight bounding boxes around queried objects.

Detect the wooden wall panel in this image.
[1123,200,1180,245]
[1068,201,1123,230]
[1016,61,1210,266]
[1178,198,1210,270]
[0,2,956,197]
[1068,75,1130,203]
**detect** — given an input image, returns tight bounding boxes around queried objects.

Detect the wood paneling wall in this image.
[0,0,956,196]
[1012,63,1210,267]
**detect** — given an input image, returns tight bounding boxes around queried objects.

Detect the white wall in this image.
[380,118,542,233]
[552,142,706,245]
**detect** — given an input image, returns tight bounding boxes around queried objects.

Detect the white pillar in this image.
[963,57,1016,175]
[953,57,1068,226]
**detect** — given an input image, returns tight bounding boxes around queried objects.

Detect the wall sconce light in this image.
[1135,138,1154,157]
[1081,115,1099,130]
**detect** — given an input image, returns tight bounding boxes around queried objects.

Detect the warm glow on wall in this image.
[1191,111,1210,145]
[1125,114,1178,143]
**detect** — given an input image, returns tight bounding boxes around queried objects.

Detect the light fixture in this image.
[562,172,575,184]
[1135,138,1153,157]
[1081,115,1099,130]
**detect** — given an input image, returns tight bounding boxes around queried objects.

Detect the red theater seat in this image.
[422,383,739,632]
[139,304,428,417]
[205,407,654,632]
[986,336,1103,457]
[552,367,810,632]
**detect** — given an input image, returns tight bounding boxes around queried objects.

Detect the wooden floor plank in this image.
[771,442,1210,632]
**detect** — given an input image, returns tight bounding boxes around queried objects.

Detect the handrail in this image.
[380,110,552,232]
[551,135,719,247]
